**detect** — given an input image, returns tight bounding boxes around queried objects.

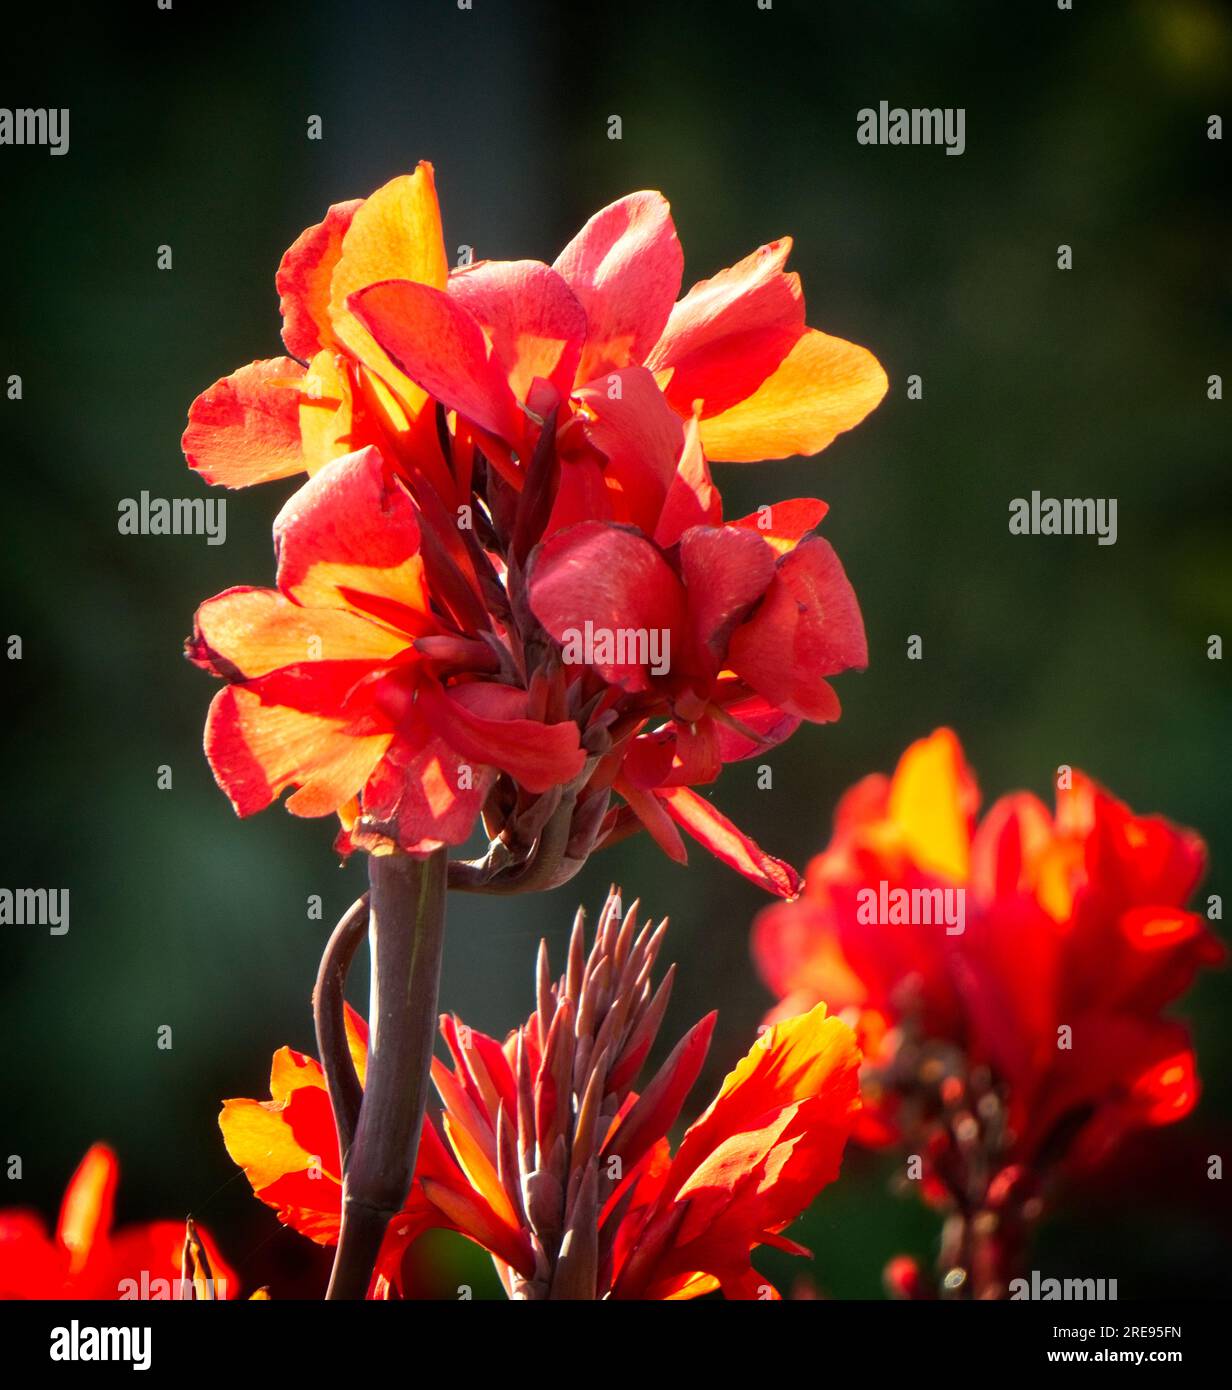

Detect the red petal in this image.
[528,522,687,692]
[417,679,585,794]
[205,685,391,819]
[727,536,866,721]
[730,498,829,553]
[653,412,723,548]
[566,367,684,535]
[614,776,689,863]
[646,239,804,418]
[658,786,801,898]
[359,728,495,851]
[273,446,430,631]
[623,717,723,790]
[679,525,776,670]
[712,693,802,762]
[447,258,586,401]
[554,191,683,382]
[602,1012,717,1179]
[277,199,362,360]
[348,279,522,443]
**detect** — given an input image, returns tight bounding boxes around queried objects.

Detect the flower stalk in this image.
[326,849,447,1300]
[312,894,369,1165]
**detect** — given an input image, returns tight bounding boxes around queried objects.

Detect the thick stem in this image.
[326,849,448,1300]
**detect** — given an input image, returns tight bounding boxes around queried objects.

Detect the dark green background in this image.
[1,0,1228,1298]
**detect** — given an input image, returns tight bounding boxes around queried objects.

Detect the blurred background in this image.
[1,0,1228,1298]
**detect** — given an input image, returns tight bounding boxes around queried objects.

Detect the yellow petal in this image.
[887,729,976,882]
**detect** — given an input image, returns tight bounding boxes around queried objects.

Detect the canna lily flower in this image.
[346,180,887,501]
[753,730,1222,1167]
[0,1144,235,1300]
[184,164,885,892]
[219,1005,460,1296]
[526,487,865,896]
[185,164,886,499]
[183,167,450,497]
[188,445,586,855]
[223,889,861,1298]
[751,730,1223,1295]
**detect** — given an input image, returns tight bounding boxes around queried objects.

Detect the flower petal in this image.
[528,522,688,692]
[57,1144,118,1273]
[887,728,979,883]
[657,785,801,898]
[182,358,306,488]
[273,447,430,629]
[349,278,523,444]
[699,326,887,463]
[205,685,392,819]
[326,164,449,394]
[729,497,828,554]
[190,586,409,679]
[727,536,865,721]
[358,729,495,853]
[653,411,723,547]
[679,524,776,670]
[447,258,587,401]
[417,679,586,795]
[277,199,363,360]
[647,239,804,418]
[563,367,684,535]
[555,191,683,382]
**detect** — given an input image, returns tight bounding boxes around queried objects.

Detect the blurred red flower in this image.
[752,729,1223,1172]
[0,1145,235,1300]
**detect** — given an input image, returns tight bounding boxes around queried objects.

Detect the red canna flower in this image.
[184,164,885,893]
[222,890,861,1298]
[184,165,886,496]
[219,1005,462,1296]
[188,445,586,856]
[0,1144,236,1300]
[526,494,865,896]
[751,730,1223,1296]
[754,729,1222,1163]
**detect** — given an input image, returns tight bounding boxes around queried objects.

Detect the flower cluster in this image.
[752,730,1223,1295]
[184,164,886,892]
[221,889,861,1299]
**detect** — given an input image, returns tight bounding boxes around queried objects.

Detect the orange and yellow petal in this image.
[204,685,392,819]
[698,327,887,463]
[182,358,307,488]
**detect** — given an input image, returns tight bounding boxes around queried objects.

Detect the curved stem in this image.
[326,849,448,1300]
[448,761,601,894]
[312,893,369,1166]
